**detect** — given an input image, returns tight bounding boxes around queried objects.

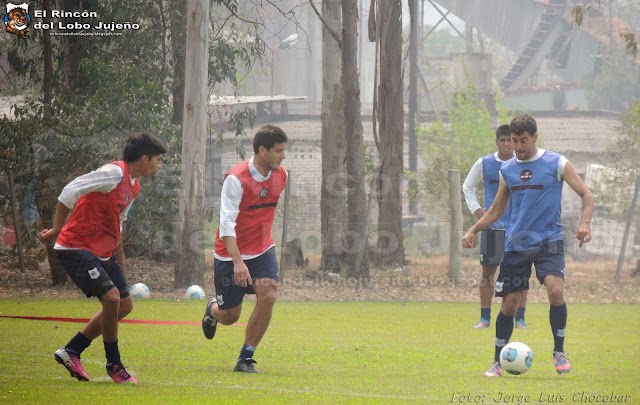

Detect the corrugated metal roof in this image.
[210,95,307,106]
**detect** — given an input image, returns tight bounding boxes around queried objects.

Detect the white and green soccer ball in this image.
[129,283,150,299]
[500,342,534,375]
[185,285,206,300]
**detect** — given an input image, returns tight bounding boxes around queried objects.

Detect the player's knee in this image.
[260,291,277,307]
[217,307,241,325]
[257,285,277,306]
[480,274,495,286]
[481,266,497,279]
[501,294,520,315]
[100,288,121,305]
[119,298,133,318]
[547,285,564,303]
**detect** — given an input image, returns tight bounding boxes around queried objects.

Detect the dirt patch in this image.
[1,252,638,304]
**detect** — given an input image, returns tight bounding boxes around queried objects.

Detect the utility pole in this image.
[175,0,209,287]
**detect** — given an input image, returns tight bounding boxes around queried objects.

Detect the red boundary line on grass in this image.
[0,315,245,326]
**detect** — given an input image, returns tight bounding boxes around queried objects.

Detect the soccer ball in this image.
[129,283,150,299]
[185,285,206,300]
[499,342,534,375]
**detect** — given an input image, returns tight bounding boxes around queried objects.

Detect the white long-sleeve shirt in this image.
[55,163,136,256]
[462,152,511,215]
[215,157,287,261]
[464,150,568,214]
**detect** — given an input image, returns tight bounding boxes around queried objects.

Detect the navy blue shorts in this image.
[55,249,129,299]
[495,240,565,297]
[480,229,505,267]
[214,247,279,310]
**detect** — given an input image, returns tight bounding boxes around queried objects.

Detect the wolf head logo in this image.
[4,3,30,39]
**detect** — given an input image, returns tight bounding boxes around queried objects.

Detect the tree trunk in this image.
[174,0,208,288]
[407,0,419,215]
[170,0,187,125]
[320,0,346,274]
[56,0,87,92]
[42,0,53,124]
[448,170,462,283]
[40,0,67,285]
[342,0,369,278]
[376,0,405,267]
[37,197,67,285]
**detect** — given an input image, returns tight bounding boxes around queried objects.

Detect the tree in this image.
[311,0,367,277]
[595,101,640,211]
[571,2,638,58]
[0,0,265,285]
[420,26,466,57]
[615,102,640,275]
[583,49,640,112]
[374,0,404,267]
[170,0,187,126]
[571,2,640,111]
[407,0,418,215]
[616,102,640,174]
[55,0,86,92]
[174,0,209,288]
[417,85,500,228]
[319,0,347,274]
[342,0,369,278]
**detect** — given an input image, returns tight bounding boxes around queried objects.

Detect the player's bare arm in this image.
[462,180,510,249]
[114,235,127,275]
[38,201,71,243]
[222,236,252,287]
[562,161,594,247]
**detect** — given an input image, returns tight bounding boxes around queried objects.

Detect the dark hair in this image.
[122,132,167,162]
[510,114,537,136]
[495,124,511,140]
[253,125,288,154]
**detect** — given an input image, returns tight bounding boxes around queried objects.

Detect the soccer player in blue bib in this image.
[463,124,528,330]
[462,114,594,377]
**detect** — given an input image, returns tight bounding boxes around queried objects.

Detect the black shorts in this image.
[480,229,505,267]
[55,249,129,299]
[214,247,279,310]
[495,240,565,297]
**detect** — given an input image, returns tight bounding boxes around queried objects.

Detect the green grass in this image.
[0,300,638,404]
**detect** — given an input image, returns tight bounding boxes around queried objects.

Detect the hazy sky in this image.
[358,0,465,32]
[421,1,465,30]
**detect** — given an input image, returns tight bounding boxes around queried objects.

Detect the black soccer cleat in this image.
[201,298,218,340]
[233,358,258,373]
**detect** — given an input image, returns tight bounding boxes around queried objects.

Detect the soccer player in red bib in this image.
[202,125,287,373]
[39,133,166,384]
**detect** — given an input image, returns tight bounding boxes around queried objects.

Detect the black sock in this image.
[65,332,92,356]
[494,312,514,362]
[104,340,121,367]
[549,303,567,353]
[239,344,256,360]
[516,307,526,321]
[481,307,491,320]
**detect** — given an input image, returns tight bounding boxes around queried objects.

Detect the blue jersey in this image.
[481,154,510,229]
[500,150,564,251]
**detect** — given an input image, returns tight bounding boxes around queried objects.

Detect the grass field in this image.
[0,299,638,404]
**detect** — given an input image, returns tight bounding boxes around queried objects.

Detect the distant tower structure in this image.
[449,52,496,117]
